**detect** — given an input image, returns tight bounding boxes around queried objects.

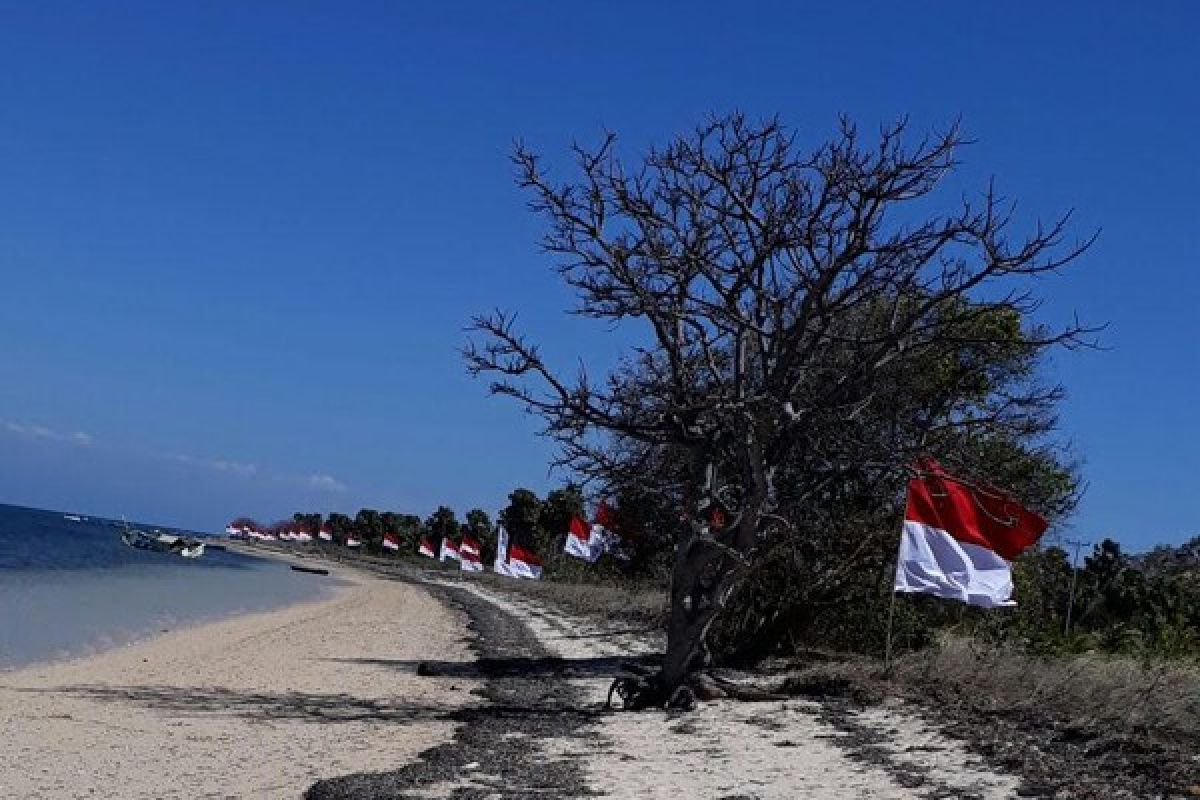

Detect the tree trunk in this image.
[661,537,740,690]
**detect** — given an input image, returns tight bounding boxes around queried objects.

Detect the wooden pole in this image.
[1063,538,1090,637]
[884,587,898,674]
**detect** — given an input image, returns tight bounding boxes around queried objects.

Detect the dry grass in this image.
[473,571,668,630]
[891,636,1200,741]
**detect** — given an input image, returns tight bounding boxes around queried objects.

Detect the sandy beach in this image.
[2,554,1037,799]
[0,569,478,799]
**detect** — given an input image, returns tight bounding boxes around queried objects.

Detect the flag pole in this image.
[884,586,898,674]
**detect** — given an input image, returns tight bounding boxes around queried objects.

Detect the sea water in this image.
[0,503,342,669]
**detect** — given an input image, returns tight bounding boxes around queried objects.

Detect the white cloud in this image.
[307,473,348,493]
[3,420,94,446]
[163,452,346,493]
[165,452,258,476]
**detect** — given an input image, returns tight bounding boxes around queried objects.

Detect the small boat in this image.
[63,514,83,522]
[290,565,329,575]
[121,523,206,559]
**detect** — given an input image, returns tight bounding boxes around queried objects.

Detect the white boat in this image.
[63,514,83,522]
[179,542,206,559]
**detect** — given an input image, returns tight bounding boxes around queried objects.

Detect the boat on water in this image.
[63,514,83,522]
[120,524,206,559]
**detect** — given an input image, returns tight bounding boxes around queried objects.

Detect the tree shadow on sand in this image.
[322,652,659,680]
[14,683,604,727]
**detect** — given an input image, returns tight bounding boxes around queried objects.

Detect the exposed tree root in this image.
[605,665,786,712]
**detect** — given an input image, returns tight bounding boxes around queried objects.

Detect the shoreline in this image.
[0,542,342,675]
[0,567,478,799]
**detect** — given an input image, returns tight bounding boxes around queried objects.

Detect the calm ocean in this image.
[0,503,341,669]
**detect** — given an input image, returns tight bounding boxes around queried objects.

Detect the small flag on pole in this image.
[564,515,594,560]
[345,534,362,548]
[418,536,437,558]
[383,533,400,551]
[318,525,333,542]
[563,502,621,563]
[588,501,621,559]
[439,537,460,562]
[893,461,1047,608]
[460,547,484,573]
[460,535,482,558]
[508,544,543,580]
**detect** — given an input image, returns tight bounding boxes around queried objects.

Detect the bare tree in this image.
[465,113,1095,708]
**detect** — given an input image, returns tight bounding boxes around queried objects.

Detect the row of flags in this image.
[227,524,360,545]
[228,501,630,578]
[229,460,1045,611]
[421,527,544,579]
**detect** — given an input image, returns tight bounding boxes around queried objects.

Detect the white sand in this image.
[0,570,478,799]
[2,560,1022,799]
[447,581,1020,800]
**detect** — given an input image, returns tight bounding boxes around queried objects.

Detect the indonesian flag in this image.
[508,544,543,580]
[493,526,514,576]
[295,531,313,542]
[318,526,333,542]
[345,535,362,548]
[418,536,437,558]
[439,537,460,562]
[564,502,621,563]
[279,531,293,541]
[894,462,1047,608]
[588,501,621,559]
[460,535,482,558]
[564,515,593,560]
[460,547,484,573]
[383,533,400,551]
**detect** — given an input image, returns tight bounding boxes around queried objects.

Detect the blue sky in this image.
[0,2,1196,548]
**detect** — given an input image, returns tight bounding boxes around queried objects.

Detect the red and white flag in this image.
[588,501,621,559]
[295,531,313,542]
[564,502,621,563]
[563,515,593,561]
[418,536,437,558]
[439,537,460,562]
[383,533,400,551]
[318,526,333,542]
[460,535,482,558]
[508,544,543,580]
[894,462,1047,608]
[460,548,484,573]
[345,534,362,548]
